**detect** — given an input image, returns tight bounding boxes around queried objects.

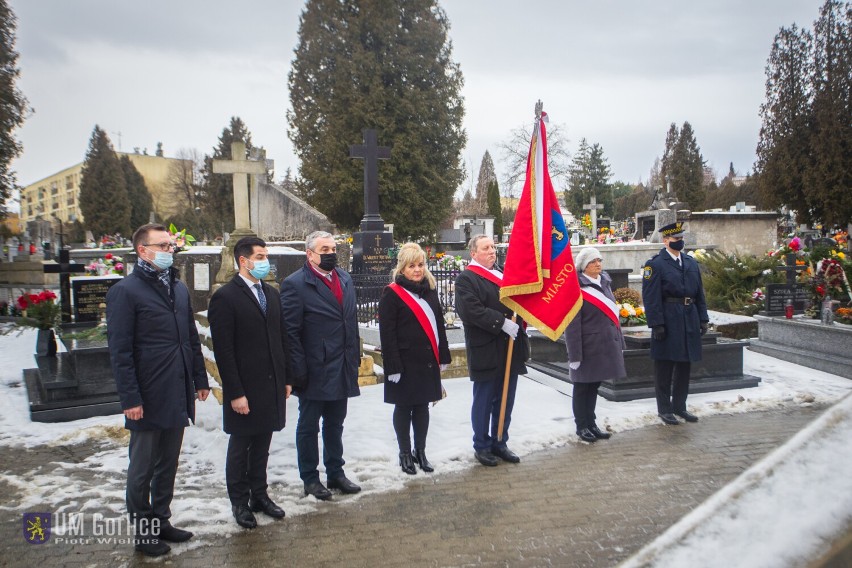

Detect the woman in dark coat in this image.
[563,247,626,443]
[379,243,451,474]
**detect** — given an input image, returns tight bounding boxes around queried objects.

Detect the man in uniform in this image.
[641,221,709,425]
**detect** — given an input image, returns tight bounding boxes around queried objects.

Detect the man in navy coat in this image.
[107,224,210,557]
[641,221,709,426]
[208,236,291,529]
[280,231,361,500]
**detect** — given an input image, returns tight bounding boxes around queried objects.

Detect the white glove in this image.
[387,373,401,383]
[439,363,449,371]
[501,318,520,339]
[569,361,581,370]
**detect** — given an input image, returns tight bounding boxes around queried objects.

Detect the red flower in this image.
[105,253,113,260]
[816,284,826,296]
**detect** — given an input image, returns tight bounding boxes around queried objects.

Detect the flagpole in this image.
[496,313,517,441]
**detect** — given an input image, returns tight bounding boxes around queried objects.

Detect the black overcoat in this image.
[641,249,709,362]
[208,275,289,435]
[280,264,361,401]
[454,268,528,381]
[563,272,627,383]
[378,285,451,405]
[106,266,209,431]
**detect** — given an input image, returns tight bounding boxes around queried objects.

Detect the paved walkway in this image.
[0,405,825,567]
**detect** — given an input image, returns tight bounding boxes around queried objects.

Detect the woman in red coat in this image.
[379,243,451,474]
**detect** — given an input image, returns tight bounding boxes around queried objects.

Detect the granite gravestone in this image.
[70,275,121,323]
[350,129,394,275]
[764,253,810,316]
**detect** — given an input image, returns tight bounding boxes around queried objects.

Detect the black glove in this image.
[700,322,708,336]
[652,326,666,341]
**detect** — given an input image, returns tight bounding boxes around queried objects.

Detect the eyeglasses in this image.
[143,242,175,252]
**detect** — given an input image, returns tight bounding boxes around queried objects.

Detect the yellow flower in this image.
[636,307,644,316]
[620,308,630,317]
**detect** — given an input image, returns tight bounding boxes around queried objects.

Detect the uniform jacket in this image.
[280,263,361,401]
[455,267,528,381]
[106,266,209,431]
[641,249,709,362]
[378,282,451,405]
[208,275,289,436]
[563,271,627,383]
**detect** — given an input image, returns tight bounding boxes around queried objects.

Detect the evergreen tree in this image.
[565,138,613,216]
[670,122,706,211]
[120,155,154,229]
[287,0,466,239]
[486,179,503,242]
[475,151,496,215]
[79,126,130,237]
[755,24,813,220]
[659,123,679,192]
[805,0,852,225]
[0,0,29,216]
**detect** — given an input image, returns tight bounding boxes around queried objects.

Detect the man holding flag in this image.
[455,235,529,467]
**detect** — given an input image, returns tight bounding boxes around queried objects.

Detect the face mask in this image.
[152,251,174,270]
[669,239,685,252]
[317,253,337,271]
[248,259,270,280]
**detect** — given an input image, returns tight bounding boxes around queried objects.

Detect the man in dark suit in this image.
[280,231,362,500]
[642,221,709,426]
[455,235,529,467]
[208,236,291,529]
[107,223,210,557]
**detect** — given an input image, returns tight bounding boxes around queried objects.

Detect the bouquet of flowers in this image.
[17,290,60,330]
[99,234,125,249]
[811,258,852,304]
[434,253,467,272]
[617,302,646,326]
[85,252,125,276]
[168,223,196,252]
[581,214,592,230]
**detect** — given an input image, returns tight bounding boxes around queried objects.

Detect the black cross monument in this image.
[43,229,85,323]
[350,129,394,275]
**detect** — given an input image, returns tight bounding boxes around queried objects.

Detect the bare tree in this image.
[167,148,204,213]
[497,120,571,198]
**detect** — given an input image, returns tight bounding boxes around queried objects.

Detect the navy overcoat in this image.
[641,249,709,362]
[106,266,209,431]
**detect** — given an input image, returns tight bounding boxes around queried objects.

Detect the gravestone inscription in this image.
[71,275,122,323]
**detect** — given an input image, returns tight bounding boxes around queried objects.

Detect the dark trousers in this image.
[392,404,430,453]
[572,381,601,431]
[296,397,348,484]
[471,373,518,452]
[126,427,184,527]
[226,431,273,506]
[654,360,692,414]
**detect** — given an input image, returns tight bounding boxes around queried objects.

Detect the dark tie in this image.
[254,283,267,314]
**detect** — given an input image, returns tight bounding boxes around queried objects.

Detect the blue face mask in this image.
[152,251,174,270]
[248,259,270,280]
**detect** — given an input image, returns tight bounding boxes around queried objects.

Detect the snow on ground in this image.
[0,328,850,558]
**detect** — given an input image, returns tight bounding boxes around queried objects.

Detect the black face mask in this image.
[317,252,338,271]
[669,239,685,251]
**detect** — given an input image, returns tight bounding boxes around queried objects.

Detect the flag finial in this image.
[535,100,543,119]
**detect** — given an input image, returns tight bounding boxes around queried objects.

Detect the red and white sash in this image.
[388,283,439,363]
[466,264,502,286]
[581,286,620,328]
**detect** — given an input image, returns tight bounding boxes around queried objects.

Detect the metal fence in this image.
[351,263,464,324]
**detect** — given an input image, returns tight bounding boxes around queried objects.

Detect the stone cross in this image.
[212,141,268,232]
[43,248,86,323]
[775,253,808,285]
[583,194,604,237]
[349,129,391,232]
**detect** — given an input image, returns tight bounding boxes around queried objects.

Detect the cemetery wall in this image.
[688,212,777,257]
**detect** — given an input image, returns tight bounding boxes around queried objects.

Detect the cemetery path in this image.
[0,405,827,567]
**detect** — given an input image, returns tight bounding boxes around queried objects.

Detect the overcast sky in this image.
[8,0,824,205]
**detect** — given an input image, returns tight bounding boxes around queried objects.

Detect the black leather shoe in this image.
[412,448,434,472]
[157,521,193,542]
[399,451,416,475]
[304,481,333,501]
[134,538,170,557]
[250,494,286,518]
[577,428,598,443]
[659,413,680,425]
[491,446,521,463]
[232,504,257,529]
[474,449,499,466]
[589,424,612,440]
[328,476,361,494]
[675,410,699,423]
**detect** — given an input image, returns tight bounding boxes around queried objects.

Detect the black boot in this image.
[399,451,416,475]
[412,448,434,472]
